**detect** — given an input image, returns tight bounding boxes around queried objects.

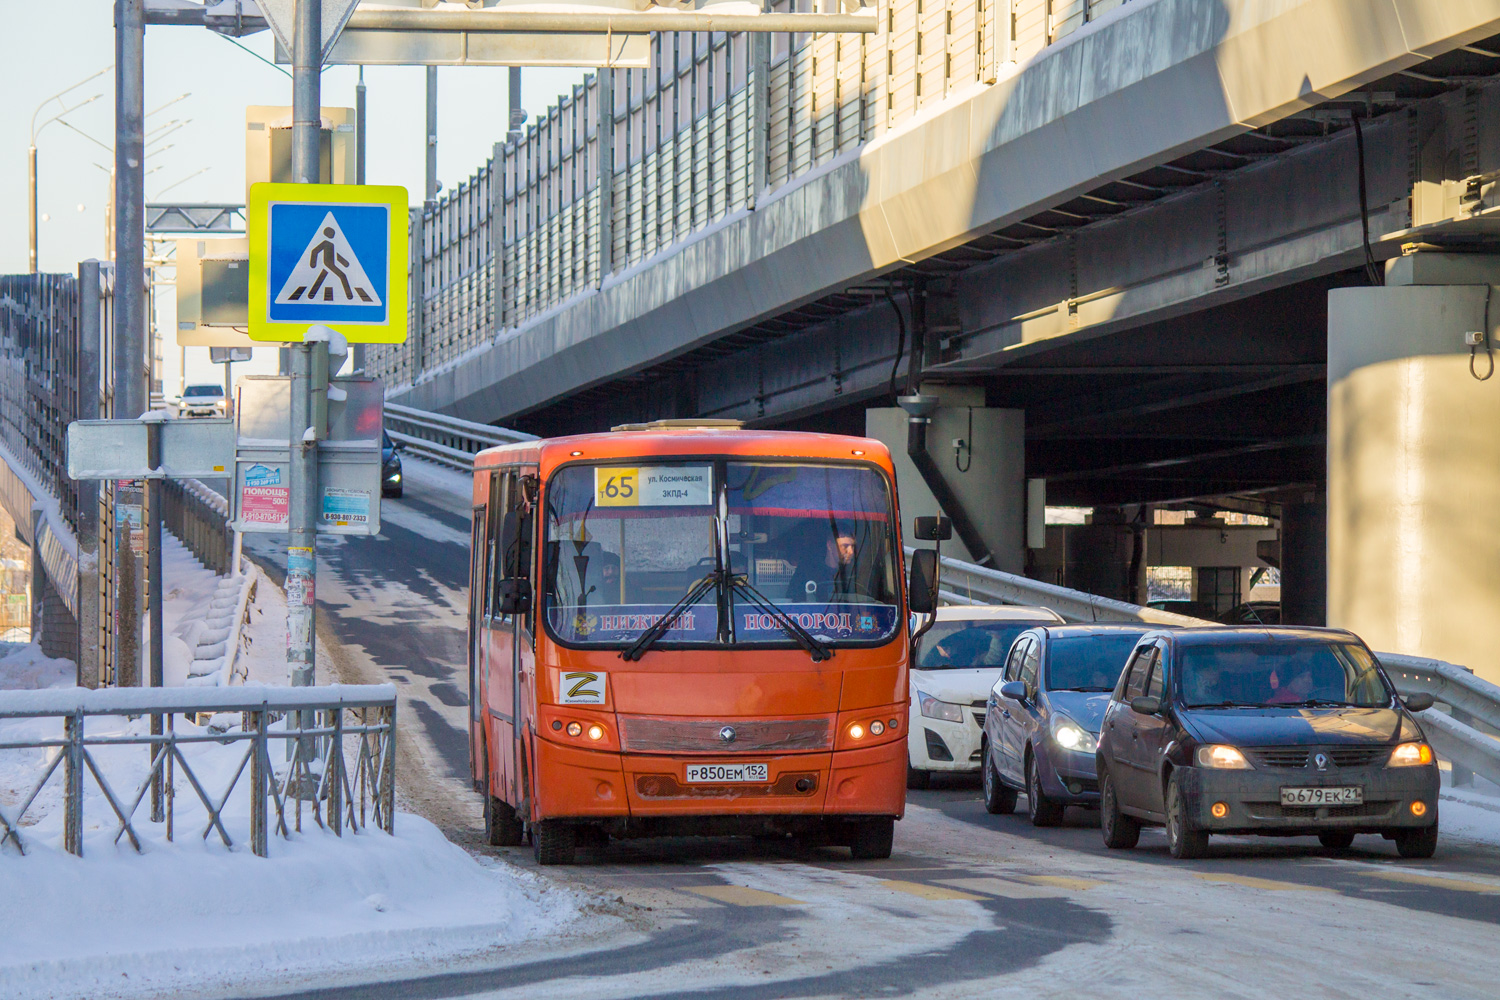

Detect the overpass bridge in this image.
[370,0,1500,689]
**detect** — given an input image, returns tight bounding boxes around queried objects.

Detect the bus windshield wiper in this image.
[620,573,720,661]
[729,575,833,662]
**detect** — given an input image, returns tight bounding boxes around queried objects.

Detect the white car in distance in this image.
[908,604,1066,788]
[178,383,226,418]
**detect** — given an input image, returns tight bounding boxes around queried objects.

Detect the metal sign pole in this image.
[114,0,147,689]
[288,0,322,733]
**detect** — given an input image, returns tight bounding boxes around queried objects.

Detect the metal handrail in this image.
[383,402,535,472]
[0,684,397,858]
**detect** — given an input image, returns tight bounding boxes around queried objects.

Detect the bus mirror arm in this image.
[497,578,532,615]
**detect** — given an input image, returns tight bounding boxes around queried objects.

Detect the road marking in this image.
[877,880,986,901]
[681,885,806,906]
[1366,870,1500,894]
[937,877,1067,899]
[610,888,722,910]
[1193,873,1332,892]
[1017,875,1105,891]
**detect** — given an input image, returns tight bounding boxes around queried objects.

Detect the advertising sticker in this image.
[240,463,290,530]
[321,487,372,527]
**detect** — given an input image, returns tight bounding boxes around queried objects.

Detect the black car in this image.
[382,432,404,498]
[980,624,1157,825]
[1096,627,1439,860]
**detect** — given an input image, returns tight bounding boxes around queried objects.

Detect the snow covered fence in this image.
[0,683,396,859]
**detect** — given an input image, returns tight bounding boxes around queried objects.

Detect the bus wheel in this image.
[485,794,524,847]
[850,817,894,860]
[532,820,576,865]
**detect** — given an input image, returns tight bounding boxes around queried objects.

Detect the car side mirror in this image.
[394,440,406,452]
[913,516,953,542]
[1403,692,1435,712]
[908,548,939,615]
[1000,680,1027,702]
[1130,695,1161,716]
[496,578,531,615]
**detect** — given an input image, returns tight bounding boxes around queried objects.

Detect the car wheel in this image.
[982,743,1017,815]
[849,817,895,859]
[1099,769,1141,850]
[1165,772,1209,860]
[1394,822,1439,859]
[1318,831,1355,852]
[906,763,931,790]
[532,820,576,865]
[1026,753,1064,827]
[484,793,524,847]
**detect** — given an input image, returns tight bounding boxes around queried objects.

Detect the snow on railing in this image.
[384,401,535,471]
[0,684,396,858]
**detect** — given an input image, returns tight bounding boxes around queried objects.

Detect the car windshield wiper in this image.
[619,573,720,662]
[1186,701,1261,709]
[729,575,833,662]
[1285,698,1351,708]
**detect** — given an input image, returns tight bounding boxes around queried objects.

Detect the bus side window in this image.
[485,470,507,620]
[493,470,535,617]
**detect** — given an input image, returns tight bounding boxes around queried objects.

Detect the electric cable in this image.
[1351,114,1382,286]
[884,286,906,398]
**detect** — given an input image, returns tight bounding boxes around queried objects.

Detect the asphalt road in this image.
[244,459,1500,1000]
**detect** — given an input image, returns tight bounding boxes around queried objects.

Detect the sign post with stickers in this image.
[246,177,407,702]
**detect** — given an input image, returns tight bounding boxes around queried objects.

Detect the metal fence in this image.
[368,0,1140,389]
[162,477,233,576]
[0,685,397,859]
[384,401,535,472]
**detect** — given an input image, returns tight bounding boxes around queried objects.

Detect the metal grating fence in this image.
[369,0,1136,391]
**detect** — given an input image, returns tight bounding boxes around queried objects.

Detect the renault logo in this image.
[719,726,737,743]
[1314,752,1330,771]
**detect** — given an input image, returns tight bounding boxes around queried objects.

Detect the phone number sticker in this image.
[595,466,711,507]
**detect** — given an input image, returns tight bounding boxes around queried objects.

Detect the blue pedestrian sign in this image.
[247,183,408,344]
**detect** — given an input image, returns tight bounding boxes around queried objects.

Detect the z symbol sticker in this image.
[559,670,607,705]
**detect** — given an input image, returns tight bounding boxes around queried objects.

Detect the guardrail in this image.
[162,476,233,576]
[926,548,1500,785]
[384,401,535,472]
[0,684,396,858]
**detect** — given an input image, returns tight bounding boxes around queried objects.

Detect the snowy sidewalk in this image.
[0,537,585,1000]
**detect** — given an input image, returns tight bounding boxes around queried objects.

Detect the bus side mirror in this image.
[497,578,532,615]
[908,548,939,615]
[913,516,952,542]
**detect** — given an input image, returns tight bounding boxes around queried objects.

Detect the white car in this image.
[908,605,1066,788]
[178,383,226,418]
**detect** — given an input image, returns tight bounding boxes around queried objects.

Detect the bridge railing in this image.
[0,684,397,858]
[926,548,1500,785]
[384,401,536,472]
[370,0,1141,389]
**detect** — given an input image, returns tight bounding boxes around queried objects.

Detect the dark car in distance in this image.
[981,624,1158,825]
[1095,627,1439,860]
[382,431,404,498]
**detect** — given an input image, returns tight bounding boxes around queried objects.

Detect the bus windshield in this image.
[543,460,901,648]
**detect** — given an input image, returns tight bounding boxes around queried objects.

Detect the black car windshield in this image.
[914,621,1050,669]
[183,385,222,397]
[1046,634,1144,691]
[1178,641,1392,708]
[543,460,900,647]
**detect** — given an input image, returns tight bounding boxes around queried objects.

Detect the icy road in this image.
[242,460,1500,1000]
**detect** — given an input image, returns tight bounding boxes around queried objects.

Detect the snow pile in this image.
[0,642,74,690]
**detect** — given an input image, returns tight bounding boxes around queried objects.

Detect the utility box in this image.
[175,237,253,347]
[245,106,357,205]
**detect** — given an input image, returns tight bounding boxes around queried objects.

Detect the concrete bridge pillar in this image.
[866,386,1025,573]
[1328,254,1500,684]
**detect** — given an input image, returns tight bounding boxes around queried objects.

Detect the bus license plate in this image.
[1281,786,1363,806]
[685,763,769,783]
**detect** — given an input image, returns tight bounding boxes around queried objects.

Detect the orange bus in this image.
[467,421,944,864]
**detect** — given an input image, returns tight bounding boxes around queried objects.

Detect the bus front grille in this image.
[619,716,833,753]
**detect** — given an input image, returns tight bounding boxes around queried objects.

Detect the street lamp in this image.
[28,66,111,273]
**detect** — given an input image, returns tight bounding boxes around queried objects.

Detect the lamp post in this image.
[29,82,106,273]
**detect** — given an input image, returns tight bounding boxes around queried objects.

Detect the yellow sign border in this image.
[247,182,409,344]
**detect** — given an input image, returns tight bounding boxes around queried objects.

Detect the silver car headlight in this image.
[916,691,965,724]
[1050,717,1097,754]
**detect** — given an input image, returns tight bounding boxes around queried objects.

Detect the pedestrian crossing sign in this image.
[247,182,408,344]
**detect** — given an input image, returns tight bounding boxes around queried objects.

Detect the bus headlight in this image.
[566,721,582,737]
[849,723,865,740]
[917,691,964,724]
[1388,742,1433,767]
